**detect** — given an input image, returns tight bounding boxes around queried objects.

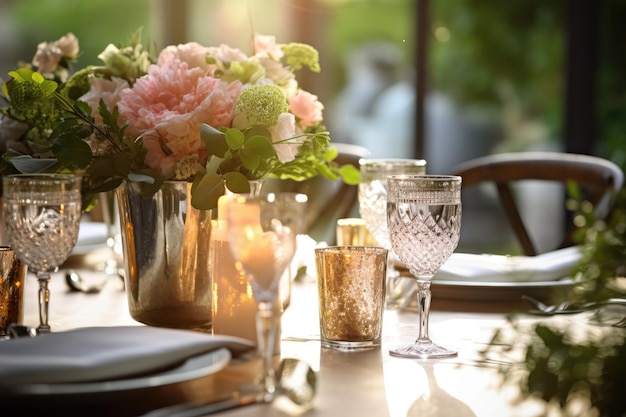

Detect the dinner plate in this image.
[0,347,231,397]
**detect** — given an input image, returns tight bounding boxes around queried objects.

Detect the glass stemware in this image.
[2,174,82,333]
[359,158,426,309]
[386,175,462,358]
[225,192,307,401]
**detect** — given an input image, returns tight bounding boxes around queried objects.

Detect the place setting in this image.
[0,188,318,416]
[0,14,624,417]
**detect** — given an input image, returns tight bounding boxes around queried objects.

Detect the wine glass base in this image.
[36,325,51,333]
[238,380,276,404]
[389,340,457,359]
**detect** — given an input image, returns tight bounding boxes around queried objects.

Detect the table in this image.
[14,253,580,417]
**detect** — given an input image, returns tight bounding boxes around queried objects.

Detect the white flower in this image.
[269,113,299,163]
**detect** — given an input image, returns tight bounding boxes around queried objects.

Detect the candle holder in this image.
[225,192,307,401]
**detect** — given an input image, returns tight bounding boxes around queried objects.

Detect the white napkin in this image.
[0,326,254,385]
[72,220,109,255]
[433,246,581,283]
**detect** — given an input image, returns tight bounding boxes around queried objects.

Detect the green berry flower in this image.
[236,85,288,127]
[281,43,321,72]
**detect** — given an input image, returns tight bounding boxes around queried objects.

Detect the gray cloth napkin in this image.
[0,326,254,385]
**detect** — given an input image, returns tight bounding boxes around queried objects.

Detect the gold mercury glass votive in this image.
[0,246,26,336]
[315,246,388,350]
[336,218,377,246]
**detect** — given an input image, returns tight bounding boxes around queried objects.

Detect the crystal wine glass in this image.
[2,174,82,333]
[225,192,307,401]
[359,158,426,309]
[386,175,462,358]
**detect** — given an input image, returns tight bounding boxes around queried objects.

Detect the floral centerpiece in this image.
[0,29,359,210]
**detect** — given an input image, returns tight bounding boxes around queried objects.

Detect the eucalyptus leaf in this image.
[239,135,275,171]
[139,180,164,200]
[225,128,244,150]
[8,155,58,173]
[52,134,92,169]
[113,154,132,175]
[86,178,123,195]
[240,147,261,171]
[87,156,119,177]
[244,135,275,156]
[190,172,225,210]
[200,123,229,157]
[127,172,156,184]
[25,140,52,155]
[224,172,250,194]
[245,125,272,139]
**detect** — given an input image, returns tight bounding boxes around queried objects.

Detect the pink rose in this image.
[31,33,79,74]
[269,113,298,163]
[55,33,79,59]
[79,75,129,123]
[288,90,323,130]
[254,34,283,59]
[117,60,241,179]
[32,42,62,74]
[206,44,248,64]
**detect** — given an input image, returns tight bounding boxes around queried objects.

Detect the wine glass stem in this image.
[36,272,52,333]
[256,301,278,401]
[415,279,432,342]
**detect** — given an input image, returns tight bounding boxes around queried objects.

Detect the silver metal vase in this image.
[116,181,213,332]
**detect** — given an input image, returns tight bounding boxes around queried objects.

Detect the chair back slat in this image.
[452,152,624,255]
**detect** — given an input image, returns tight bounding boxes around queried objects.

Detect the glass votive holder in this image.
[336,218,377,246]
[0,246,26,337]
[315,246,388,350]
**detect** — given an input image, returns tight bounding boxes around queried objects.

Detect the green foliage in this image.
[196,123,357,209]
[596,0,626,172]
[568,187,626,303]
[327,0,414,91]
[481,185,626,416]
[2,25,360,212]
[429,0,564,137]
[484,321,625,417]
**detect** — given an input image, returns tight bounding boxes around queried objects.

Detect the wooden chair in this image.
[262,143,370,244]
[451,152,624,256]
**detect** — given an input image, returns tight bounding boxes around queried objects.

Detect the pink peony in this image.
[288,90,323,130]
[79,75,129,124]
[117,60,242,179]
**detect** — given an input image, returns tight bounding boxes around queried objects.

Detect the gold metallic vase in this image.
[117,181,213,332]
